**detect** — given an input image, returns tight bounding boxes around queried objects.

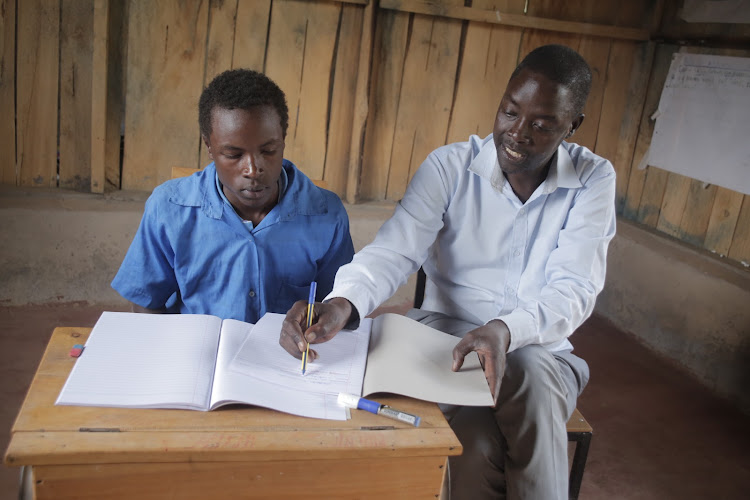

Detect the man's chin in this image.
[497,157,529,175]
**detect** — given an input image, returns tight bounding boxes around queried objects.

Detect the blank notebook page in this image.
[56,311,222,410]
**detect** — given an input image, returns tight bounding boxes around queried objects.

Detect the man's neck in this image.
[505,162,550,204]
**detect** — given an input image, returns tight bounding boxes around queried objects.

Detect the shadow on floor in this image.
[1,304,748,499]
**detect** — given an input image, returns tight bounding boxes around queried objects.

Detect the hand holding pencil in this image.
[279,291,356,364]
[300,282,317,374]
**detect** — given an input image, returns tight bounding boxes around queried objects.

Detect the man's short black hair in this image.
[199,69,289,139]
[511,44,592,116]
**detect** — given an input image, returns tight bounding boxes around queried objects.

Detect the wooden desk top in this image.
[5,327,461,467]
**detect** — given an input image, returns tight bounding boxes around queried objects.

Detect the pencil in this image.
[301,281,317,375]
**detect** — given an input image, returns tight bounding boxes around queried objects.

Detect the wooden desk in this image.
[5,327,461,499]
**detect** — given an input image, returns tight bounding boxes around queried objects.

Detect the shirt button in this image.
[519,208,526,215]
[248,290,256,297]
[513,249,521,257]
[506,286,515,296]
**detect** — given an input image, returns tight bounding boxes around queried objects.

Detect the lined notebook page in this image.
[210,319,347,420]
[229,313,371,398]
[56,312,222,410]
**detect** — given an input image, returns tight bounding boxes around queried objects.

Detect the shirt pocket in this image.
[268,279,317,315]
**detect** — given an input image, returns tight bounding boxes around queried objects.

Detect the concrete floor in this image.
[1,303,749,499]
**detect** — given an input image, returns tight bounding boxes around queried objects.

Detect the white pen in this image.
[338,393,421,427]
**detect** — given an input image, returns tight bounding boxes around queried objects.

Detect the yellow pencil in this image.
[301,282,317,375]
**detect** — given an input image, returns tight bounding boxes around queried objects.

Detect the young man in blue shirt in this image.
[281,45,616,499]
[113,69,354,322]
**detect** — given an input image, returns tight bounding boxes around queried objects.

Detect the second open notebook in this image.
[56,311,493,421]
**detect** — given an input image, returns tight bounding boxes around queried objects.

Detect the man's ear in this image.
[567,114,585,138]
[202,135,213,159]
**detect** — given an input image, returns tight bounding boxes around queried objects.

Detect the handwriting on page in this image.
[228,314,371,397]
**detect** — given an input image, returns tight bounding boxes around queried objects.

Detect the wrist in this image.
[328,297,358,328]
[487,319,511,353]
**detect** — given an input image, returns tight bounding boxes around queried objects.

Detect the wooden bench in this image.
[415,268,593,500]
[566,407,593,499]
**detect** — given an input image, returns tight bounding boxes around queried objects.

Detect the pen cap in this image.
[337,393,361,408]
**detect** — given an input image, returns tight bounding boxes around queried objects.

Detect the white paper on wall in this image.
[648,52,750,196]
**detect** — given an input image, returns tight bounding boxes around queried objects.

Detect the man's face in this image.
[493,68,582,177]
[204,106,285,220]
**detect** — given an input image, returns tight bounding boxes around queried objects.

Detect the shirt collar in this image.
[468,138,583,194]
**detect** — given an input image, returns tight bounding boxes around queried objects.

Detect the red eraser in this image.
[69,344,84,358]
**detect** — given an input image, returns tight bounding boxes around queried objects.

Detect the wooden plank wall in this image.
[1,0,749,268]
[0,0,16,185]
[360,0,661,202]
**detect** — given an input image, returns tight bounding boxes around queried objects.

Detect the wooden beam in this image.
[380,0,650,41]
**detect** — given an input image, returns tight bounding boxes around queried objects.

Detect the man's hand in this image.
[452,319,511,404]
[279,297,354,360]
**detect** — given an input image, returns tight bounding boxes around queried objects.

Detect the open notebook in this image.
[56,311,493,420]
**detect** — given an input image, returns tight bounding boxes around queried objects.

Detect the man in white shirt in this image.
[280,44,616,499]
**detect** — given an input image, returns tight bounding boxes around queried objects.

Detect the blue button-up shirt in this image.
[112,160,354,323]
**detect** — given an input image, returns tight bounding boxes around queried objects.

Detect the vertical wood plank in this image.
[656,172,692,237]
[205,0,237,81]
[728,197,750,266]
[593,41,634,201]
[572,36,609,151]
[358,9,409,201]
[518,29,581,64]
[613,41,655,212]
[122,0,209,190]
[17,0,60,187]
[199,0,239,169]
[0,0,16,185]
[445,0,524,144]
[678,180,717,247]
[324,4,364,196]
[345,0,375,204]
[446,23,522,144]
[705,188,744,256]
[91,0,109,193]
[265,0,340,181]
[636,166,669,227]
[232,0,271,72]
[104,0,125,190]
[386,12,462,201]
[60,0,95,191]
[597,41,653,214]
[622,43,677,220]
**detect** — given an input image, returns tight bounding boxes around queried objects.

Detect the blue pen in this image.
[301,281,317,375]
[337,393,421,427]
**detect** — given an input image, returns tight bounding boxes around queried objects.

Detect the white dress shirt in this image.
[329,134,616,352]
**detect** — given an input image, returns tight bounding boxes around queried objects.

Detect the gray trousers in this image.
[407,309,590,500]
